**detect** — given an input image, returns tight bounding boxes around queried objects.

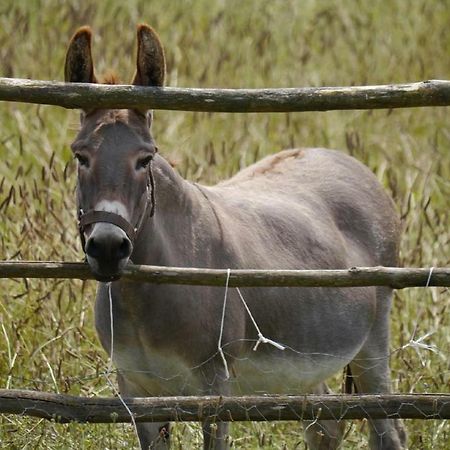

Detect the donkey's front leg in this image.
[202,420,229,450]
[136,422,170,450]
[303,382,345,449]
[200,365,231,450]
[117,373,170,450]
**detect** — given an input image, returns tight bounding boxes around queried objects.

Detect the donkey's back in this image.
[211,147,399,270]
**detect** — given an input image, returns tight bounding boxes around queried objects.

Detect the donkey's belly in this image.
[231,351,350,394]
[112,344,354,396]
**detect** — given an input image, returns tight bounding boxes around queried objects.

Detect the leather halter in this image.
[77,159,156,253]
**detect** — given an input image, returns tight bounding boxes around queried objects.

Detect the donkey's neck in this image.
[131,154,224,268]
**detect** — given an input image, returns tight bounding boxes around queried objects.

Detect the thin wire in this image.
[106,282,140,440]
[236,287,286,351]
[425,266,434,287]
[218,269,231,380]
[400,267,438,364]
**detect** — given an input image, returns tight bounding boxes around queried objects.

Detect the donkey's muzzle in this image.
[85,223,132,281]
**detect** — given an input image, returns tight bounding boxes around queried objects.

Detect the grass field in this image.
[0,0,449,448]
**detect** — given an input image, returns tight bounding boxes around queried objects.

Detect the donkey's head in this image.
[65,25,165,281]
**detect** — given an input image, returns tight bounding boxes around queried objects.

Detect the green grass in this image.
[0,0,449,448]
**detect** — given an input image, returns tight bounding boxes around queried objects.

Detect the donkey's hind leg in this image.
[349,287,406,449]
[302,382,345,450]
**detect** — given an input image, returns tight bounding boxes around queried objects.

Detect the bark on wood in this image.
[0,78,449,112]
[0,261,449,288]
[0,390,449,422]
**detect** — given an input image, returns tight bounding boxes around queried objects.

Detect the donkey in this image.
[64,25,406,449]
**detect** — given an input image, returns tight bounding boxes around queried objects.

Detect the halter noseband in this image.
[77,159,156,253]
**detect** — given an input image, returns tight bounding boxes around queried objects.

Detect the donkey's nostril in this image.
[86,237,100,259]
[118,238,132,259]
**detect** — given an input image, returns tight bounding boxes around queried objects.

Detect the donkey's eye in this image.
[136,156,152,170]
[75,153,90,168]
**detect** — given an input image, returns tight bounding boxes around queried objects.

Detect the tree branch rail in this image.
[1,390,449,423]
[0,261,449,288]
[0,78,449,112]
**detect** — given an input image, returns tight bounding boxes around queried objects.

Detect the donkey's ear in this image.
[64,26,97,83]
[132,24,166,87]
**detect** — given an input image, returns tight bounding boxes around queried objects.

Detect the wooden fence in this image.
[1,391,450,423]
[1,261,450,288]
[0,78,449,112]
[0,77,449,425]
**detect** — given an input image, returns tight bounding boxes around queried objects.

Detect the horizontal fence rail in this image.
[1,390,449,423]
[0,261,449,288]
[0,78,449,112]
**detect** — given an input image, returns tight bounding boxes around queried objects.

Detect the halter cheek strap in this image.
[77,160,156,253]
